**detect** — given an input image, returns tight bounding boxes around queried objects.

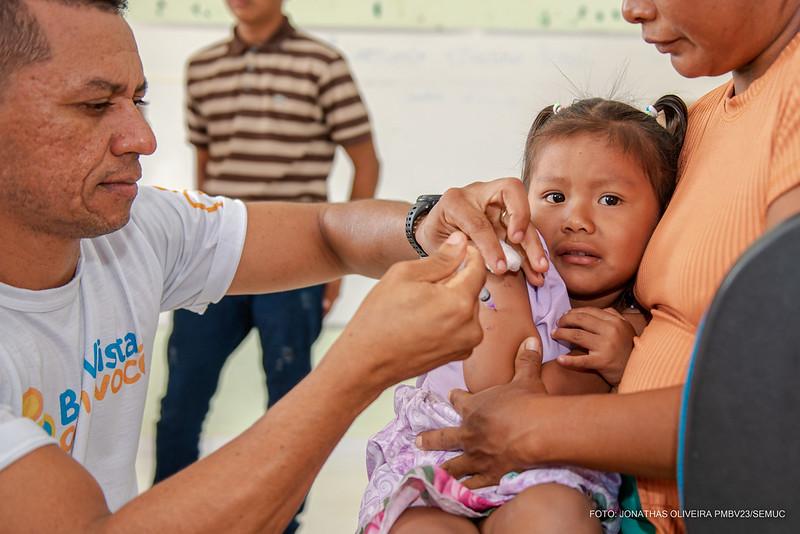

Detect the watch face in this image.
[416,194,442,206]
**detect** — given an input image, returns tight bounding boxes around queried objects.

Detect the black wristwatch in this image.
[405,194,442,257]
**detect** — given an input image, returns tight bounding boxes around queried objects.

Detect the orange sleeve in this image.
[768,79,800,205]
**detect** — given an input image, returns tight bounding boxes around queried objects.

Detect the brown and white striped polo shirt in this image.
[185,17,372,202]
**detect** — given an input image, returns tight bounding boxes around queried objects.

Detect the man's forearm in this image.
[232,177,550,295]
[2,346,381,533]
[5,232,486,533]
[531,386,681,478]
[104,346,381,532]
[317,199,416,279]
[229,199,416,294]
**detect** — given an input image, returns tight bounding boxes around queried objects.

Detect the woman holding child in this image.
[417,1,800,532]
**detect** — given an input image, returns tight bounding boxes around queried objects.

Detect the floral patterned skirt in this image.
[358,385,621,534]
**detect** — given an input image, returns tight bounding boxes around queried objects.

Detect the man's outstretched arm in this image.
[0,237,487,533]
[227,178,550,295]
[0,353,379,533]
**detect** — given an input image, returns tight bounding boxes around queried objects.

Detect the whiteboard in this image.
[128,0,637,33]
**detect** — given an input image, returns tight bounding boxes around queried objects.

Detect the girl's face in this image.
[528,134,661,304]
[621,0,800,79]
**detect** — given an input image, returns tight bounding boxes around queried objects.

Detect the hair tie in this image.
[645,104,668,128]
[553,103,562,114]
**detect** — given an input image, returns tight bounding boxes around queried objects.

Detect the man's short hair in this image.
[0,0,128,94]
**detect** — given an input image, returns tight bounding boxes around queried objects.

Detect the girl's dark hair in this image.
[522,95,688,213]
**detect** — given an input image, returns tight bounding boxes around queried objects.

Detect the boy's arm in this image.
[344,138,380,200]
[194,147,209,192]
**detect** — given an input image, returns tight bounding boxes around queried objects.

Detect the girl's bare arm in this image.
[463,271,539,392]
[463,269,611,395]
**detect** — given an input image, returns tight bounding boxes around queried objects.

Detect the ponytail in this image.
[653,94,689,155]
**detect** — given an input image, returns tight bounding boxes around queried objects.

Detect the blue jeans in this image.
[154,286,324,534]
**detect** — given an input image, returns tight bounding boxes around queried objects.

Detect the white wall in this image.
[130,22,724,326]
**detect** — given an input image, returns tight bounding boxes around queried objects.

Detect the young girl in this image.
[358,95,688,534]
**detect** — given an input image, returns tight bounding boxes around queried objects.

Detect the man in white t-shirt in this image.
[0,0,548,531]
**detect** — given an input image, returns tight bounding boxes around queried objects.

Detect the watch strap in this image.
[405,194,442,257]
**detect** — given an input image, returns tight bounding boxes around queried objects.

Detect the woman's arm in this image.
[418,339,681,485]
[767,185,800,228]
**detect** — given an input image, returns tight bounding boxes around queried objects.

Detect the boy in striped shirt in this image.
[155,3,380,533]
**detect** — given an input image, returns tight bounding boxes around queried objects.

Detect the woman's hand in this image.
[415,178,548,286]
[417,330,682,483]
[416,336,551,489]
[552,307,636,386]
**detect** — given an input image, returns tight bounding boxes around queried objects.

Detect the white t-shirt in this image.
[0,186,247,510]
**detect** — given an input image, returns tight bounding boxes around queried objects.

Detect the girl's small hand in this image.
[551,307,636,386]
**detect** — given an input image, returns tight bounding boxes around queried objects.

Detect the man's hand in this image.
[415,179,548,286]
[416,336,549,489]
[322,279,342,317]
[334,232,487,390]
[552,307,636,386]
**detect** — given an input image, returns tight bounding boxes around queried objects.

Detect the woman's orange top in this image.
[618,33,800,533]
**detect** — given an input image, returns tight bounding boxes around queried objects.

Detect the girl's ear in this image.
[654,94,689,152]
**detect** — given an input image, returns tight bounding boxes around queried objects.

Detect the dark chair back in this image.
[679,214,800,532]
